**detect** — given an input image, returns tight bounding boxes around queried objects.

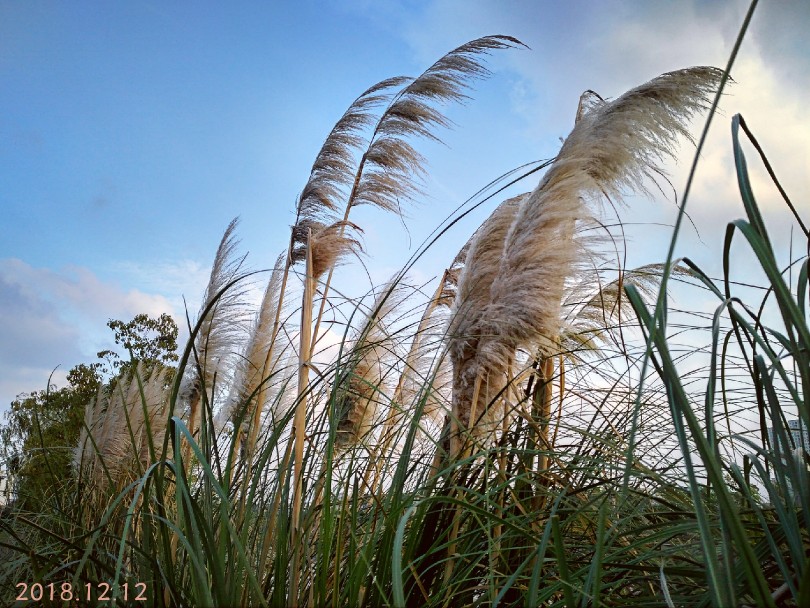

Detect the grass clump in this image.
[1,12,808,607]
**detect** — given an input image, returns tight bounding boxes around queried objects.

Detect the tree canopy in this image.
[0,313,179,509]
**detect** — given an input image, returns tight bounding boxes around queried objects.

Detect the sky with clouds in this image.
[1,0,807,415]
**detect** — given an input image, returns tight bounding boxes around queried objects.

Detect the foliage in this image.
[0,368,100,510]
[98,312,179,377]
[0,313,178,510]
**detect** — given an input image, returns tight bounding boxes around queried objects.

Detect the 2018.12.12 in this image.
[15,581,147,603]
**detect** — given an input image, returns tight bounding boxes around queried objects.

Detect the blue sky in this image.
[1,0,808,412]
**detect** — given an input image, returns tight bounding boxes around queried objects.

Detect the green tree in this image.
[97,312,179,377]
[1,370,101,509]
[0,313,179,509]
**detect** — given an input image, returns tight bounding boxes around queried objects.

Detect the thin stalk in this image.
[550,354,566,448]
[494,356,514,570]
[443,374,483,586]
[290,231,315,607]
[536,357,555,472]
[257,434,295,586]
[182,392,200,469]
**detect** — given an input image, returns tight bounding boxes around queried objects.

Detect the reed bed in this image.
[1,9,808,606]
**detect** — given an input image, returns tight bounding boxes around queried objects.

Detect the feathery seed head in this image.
[484,66,723,359]
[74,364,173,493]
[447,194,526,431]
[219,253,289,431]
[333,281,404,448]
[179,218,249,407]
[561,261,691,352]
[295,76,409,223]
[447,66,722,445]
[290,220,363,280]
[351,36,525,215]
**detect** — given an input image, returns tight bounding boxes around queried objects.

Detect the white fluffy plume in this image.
[449,67,723,434]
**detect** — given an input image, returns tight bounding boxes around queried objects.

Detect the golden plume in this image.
[447,194,526,431]
[351,36,525,215]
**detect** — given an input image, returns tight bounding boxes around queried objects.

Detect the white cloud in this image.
[112,258,211,309]
[664,51,810,279]
[1,258,174,321]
